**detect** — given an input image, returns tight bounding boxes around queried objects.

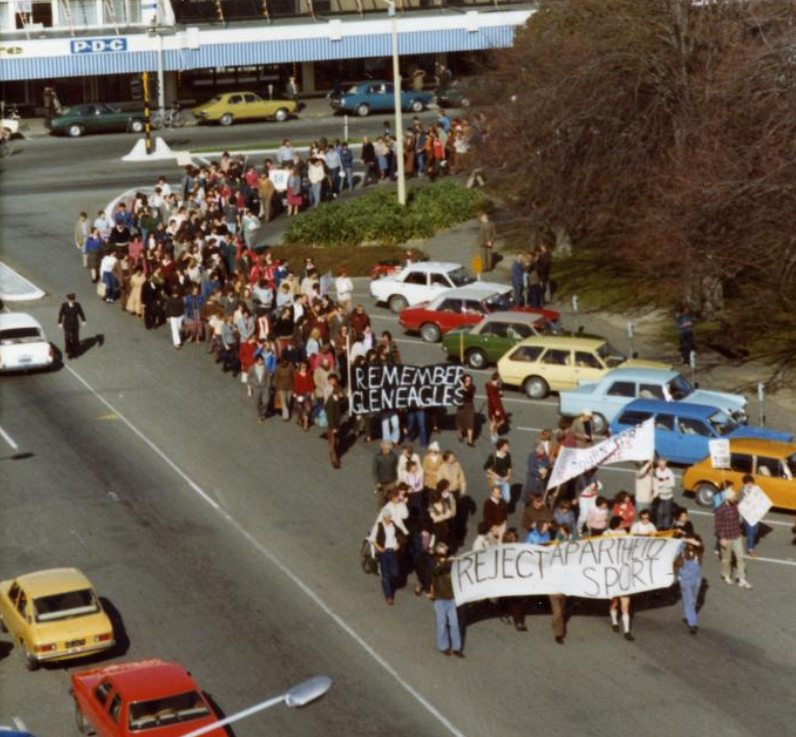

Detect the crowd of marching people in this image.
[71,134,760,658]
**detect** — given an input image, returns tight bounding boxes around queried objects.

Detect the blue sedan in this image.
[610,399,793,466]
[329,80,433,117]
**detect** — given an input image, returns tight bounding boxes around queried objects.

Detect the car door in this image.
[227,94,245,120]
[1,582,23,639]
[98,104,127,133]
[83,104,103,133]
[480,321,513,361]
[460,299,487,330]
[376,83,393,111]
[601,380,637,421]
[400,270,430,305]
[674,416,713,464]
[88,681,115,737]
[499,344,544,385]
[433,298,462,332]
[652,413,678,460]
[754,454,793,509]
[573,350,606,386]
[538,348,576,389]
[428,271,454,301]
[243,92,267,119]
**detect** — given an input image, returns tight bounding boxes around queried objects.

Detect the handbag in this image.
[96,281,107,298]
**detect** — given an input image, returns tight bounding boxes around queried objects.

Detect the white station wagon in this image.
[0,313,55,372]
[370,261,508,313]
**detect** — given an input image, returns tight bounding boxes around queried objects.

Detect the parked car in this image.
[0,568,114,671]
[559,368,748,434]
[682,438,796,509]
[0,313,55,372]
[610,399,793,466]
[72,659,225,737]
[497,336,669,399]
[192,91,297,126]
[370,261,482,312]
[329,80,433,116]
[400,287,560,343]
[442,311,563,368]
[49,103,145,138]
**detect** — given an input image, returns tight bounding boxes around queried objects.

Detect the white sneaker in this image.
[722,576,733,585]
[738,580,753,589]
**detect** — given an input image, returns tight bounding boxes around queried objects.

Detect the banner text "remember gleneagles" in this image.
[351,364,465,414]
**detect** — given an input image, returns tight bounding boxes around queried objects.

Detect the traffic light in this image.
[130,76,143,101]
[146,75,159,102]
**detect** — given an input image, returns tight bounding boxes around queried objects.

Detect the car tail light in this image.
[34,643,57,653]
[49,345,55,359]
[94,633,113,643]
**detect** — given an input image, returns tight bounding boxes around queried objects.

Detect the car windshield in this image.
[785,454,796,479]
[666,374,694,400]
[0,327,42,344]
[707,410,739,436]
[484,291,512,312]
[447,267,476,287]
[34,588,99,623]
[129,691,211,731]
[596,342,627,368]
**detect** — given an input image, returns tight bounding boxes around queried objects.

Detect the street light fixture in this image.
[381,0,406,206]
[175,676,332,737]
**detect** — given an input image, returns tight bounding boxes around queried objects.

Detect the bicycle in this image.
[151,104,186,130]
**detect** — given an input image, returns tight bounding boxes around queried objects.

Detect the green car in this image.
[441,311,549,370]
[49,103,146,138]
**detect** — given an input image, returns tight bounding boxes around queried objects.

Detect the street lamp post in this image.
[385,0,406,206]
[148,23,169,119]
[175,676,332,737]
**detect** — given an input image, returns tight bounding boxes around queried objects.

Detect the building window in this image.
[61,0,99,27]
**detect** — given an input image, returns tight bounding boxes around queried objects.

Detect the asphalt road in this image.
[2,125,796,737]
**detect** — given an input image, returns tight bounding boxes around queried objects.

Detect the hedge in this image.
[282,181,486,247]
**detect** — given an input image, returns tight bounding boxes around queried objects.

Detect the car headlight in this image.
[339,97,346,105]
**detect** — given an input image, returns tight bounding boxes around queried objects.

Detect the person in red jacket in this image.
[612,491,636,531]
[293,359,315,431]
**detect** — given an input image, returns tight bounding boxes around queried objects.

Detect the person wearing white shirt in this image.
[99,252,118,302]
[308,159,326,207]
[94,210,112,240]
[277,139,295,166]
[397,445,421,477]
[652,458,676,530]
[335,269,354,312]
[630,509,658,536]
[380,487,410,536]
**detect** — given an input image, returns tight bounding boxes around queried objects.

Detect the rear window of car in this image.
[34,588,98,622]
[616,410,652,426]
[129,691,210,731]
[0,327,42,343]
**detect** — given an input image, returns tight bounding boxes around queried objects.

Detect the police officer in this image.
[57,293,86,360]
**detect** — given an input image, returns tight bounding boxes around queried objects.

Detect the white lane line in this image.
[0,425,19,451]
[63,365,469,737]
[64,366,220,511]
[12,717,28,731]
[744,555,796,567]
[475,394,556,408]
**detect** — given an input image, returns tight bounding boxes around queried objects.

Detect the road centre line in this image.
[12,717,28,732]
[63,364,469,737]
[0,425,19,451]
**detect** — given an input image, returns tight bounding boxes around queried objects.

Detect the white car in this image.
[0,313,55,372]
[369,261,509,313]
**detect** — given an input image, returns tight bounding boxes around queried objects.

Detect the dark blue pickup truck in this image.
[329,80,433,117]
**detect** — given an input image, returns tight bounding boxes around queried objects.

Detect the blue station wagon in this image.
[610,399,793,466]
[559,368,748,434]
[329,81,433,117]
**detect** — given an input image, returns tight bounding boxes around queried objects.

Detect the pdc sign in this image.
[70,38,128,54]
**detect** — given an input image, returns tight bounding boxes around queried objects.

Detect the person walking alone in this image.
[57,294,86,360]
[677,534,704,635]
[247,354,272,425]
[478,212,496,273]
[431,543,464,658]
[715,488,753,589]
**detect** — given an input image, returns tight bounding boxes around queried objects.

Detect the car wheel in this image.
[466,349,488,370]
[591,412,608,435]
[274,107,290,122]
[410,99,424,113]
[356,103,370,117]
[129,119,145,133]
[420,323,442,343]
[219,113,234,127]
[22,642,38,671]
[695,482,718,508]
[523,376,549,399]
[388,295,408,313]
[75,701,93,735]
[67,124,85,138]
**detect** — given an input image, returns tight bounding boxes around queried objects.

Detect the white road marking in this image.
[12,717,27,731]
[475,394,556,408]
[65,366,220,511]
[63,365,469,737]
[743,555,796,567]
[0,425,19,451]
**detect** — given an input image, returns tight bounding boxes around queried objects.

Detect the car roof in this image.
[402,262,462,273]
[0,313,44,331]
[352,80,388,86]
[220,91,259,97]
[602,367,679,382]
[9,568,93,597]
[76,659,199,702]
[723,438,796,458]
[434,285,508,300]
[620,399,719,419]
[482,311,541,325]
[513,335,607,350]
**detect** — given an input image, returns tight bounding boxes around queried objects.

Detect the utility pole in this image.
[387,1,406,206]
[142,71,152,155]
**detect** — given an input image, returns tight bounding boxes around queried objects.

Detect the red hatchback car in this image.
[72,659,225,737]
[398,285,560,342]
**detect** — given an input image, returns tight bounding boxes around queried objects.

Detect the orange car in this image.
[682,438,796,510]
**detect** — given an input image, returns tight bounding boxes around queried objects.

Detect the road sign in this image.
[70,38,128,54]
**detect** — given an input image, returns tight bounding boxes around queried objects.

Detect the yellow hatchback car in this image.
[0,568,114,670]
[192,91,297,126]
[682,438,796,509]
[497,335,669,399]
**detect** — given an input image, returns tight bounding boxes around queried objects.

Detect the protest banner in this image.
[350,364,465,415]
[709,439,731,470]
[738,485,773,527]
[269,169,290,192]
[452,536,681,606]
[547,419,655,489]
